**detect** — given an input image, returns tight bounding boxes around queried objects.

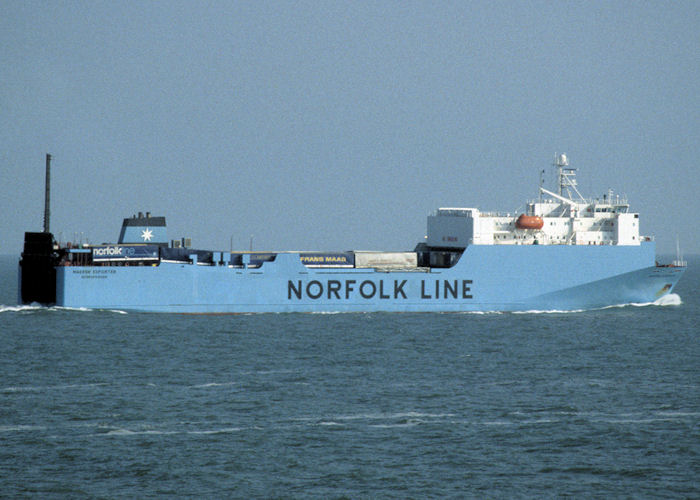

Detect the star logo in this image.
[141,229,153,241]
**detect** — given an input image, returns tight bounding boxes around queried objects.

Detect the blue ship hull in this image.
[46,241,683,313]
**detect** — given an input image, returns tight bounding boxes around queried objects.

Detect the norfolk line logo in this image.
[93,246,124,256]
[288,279,473,300]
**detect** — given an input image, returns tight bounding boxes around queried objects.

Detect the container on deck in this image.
[354,251,417,269]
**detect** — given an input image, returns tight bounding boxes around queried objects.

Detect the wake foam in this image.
[512,293,683,314]
[602,293,683,310]
[0,304,46,313]
[0,304,127,314]
[513,309,586,315]
[653,293,682,306]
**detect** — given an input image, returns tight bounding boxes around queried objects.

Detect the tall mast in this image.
[43,153,51,233]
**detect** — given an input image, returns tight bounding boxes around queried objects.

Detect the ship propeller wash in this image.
[19,154,685,312]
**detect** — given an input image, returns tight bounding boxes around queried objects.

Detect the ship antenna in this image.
[43,153,52,233]
[539,169,545,202]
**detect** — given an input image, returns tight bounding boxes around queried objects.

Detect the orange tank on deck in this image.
[515,214,544,230]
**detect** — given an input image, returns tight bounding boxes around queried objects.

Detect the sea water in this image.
[1,255,698,498]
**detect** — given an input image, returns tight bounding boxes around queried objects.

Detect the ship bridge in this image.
[426,154,642,249]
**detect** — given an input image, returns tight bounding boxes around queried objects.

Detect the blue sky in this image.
[2,1,698,255]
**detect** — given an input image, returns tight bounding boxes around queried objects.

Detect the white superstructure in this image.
[427,154,642,248]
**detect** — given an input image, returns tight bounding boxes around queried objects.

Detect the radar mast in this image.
[554,153,584,201]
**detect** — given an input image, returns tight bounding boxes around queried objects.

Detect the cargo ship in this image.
[19,154,686,313]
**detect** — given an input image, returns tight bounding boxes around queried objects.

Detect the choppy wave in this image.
[0,425,47,433]
[4,407,697,437]
[189,381,237,389]
[287,411,460,429]
[315,411,454,421]
[1,382,108,394]
[94,425,246,437]
[101,428,179,436]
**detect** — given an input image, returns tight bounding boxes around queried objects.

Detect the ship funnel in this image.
[118,212,168,246]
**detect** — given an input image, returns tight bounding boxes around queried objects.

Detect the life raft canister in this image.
[515,214,544,230]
